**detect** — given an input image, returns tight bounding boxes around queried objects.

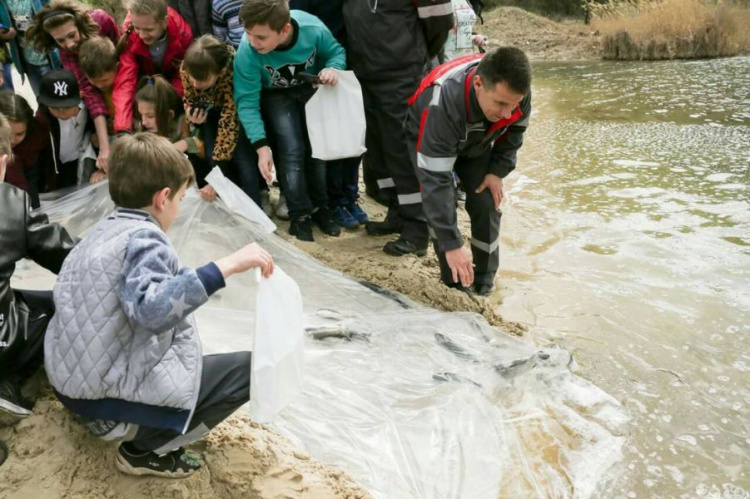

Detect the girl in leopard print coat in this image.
[180,35,263,205]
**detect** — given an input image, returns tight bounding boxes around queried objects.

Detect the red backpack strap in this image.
[408,54,484,106]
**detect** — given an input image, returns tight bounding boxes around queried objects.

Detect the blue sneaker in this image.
[345,201,370,224]
[332,205,359,229]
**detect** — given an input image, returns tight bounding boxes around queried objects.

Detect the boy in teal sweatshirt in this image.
[234,0,345,242]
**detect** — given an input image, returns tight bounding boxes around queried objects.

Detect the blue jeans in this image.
[26,63,53,97]
[327,155,361,207]
[261,86,327,220]
[202,109,261,205]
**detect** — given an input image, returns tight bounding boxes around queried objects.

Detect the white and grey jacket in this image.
[405,55,532,252]
[45,208,225,433]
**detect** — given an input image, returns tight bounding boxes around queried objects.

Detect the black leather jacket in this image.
[0,183,76,367]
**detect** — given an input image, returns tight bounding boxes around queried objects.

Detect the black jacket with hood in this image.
[342,0,454,81]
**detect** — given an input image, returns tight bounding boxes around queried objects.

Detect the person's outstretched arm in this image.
[120,229,273,331]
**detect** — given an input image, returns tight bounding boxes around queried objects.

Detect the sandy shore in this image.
[0,395,369,498]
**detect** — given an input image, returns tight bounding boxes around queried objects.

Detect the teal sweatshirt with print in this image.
[233,10,346,149]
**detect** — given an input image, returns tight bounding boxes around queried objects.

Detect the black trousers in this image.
[56,160,79,189]
[0,290,54,383]
[129,352,251,454]
[433,151,502,288]
[361,75,428,244]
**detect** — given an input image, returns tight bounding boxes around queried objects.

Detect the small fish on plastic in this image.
[305,325,370,342]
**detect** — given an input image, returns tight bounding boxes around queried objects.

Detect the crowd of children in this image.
[0,0,488,243]
[0,0,440,242]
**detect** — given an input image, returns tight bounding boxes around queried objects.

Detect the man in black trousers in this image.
[343,0,453,256]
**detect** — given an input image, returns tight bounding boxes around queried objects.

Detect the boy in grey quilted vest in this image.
[44,133,274,478]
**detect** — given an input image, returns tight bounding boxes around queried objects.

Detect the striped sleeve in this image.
[211,0,230,43]
[416,0,454,59]
[212,11,229,43]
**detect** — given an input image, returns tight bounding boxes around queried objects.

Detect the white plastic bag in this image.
[206,166,277,234]
[249,266,305,423]
[305,70,367,161]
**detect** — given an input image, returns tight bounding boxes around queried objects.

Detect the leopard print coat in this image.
[180,48,239,163]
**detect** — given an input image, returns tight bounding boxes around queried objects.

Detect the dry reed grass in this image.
[592,0,750,59]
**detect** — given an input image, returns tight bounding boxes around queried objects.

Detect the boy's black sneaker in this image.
[312,208,341,237]
[116,443,201,478]
[0,381,32,426]
[289,216,314,242]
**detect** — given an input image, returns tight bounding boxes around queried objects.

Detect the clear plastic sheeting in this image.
[13,183,628,498]
[205,167,276,234]
[276,311,627,498]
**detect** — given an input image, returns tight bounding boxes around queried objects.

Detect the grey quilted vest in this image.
[45,211,202,432]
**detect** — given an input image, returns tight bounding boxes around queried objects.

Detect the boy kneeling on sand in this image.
[44,133,274,478]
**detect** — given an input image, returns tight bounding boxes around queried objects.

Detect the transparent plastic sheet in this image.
[15,183,629,498]
[204,167,276,234]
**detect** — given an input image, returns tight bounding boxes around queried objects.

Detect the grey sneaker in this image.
[0,381,32,427]
[276,194,289,220]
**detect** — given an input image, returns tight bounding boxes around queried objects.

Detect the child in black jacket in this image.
[0,111,76,425]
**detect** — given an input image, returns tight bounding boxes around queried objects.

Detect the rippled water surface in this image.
[498,56,750,497]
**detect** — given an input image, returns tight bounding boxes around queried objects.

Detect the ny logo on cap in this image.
[53,81,68,96]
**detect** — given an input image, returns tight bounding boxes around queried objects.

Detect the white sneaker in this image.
[260,190,272,217]
[276,194,289,220]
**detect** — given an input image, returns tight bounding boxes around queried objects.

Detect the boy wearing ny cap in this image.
[35,68,94,188]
